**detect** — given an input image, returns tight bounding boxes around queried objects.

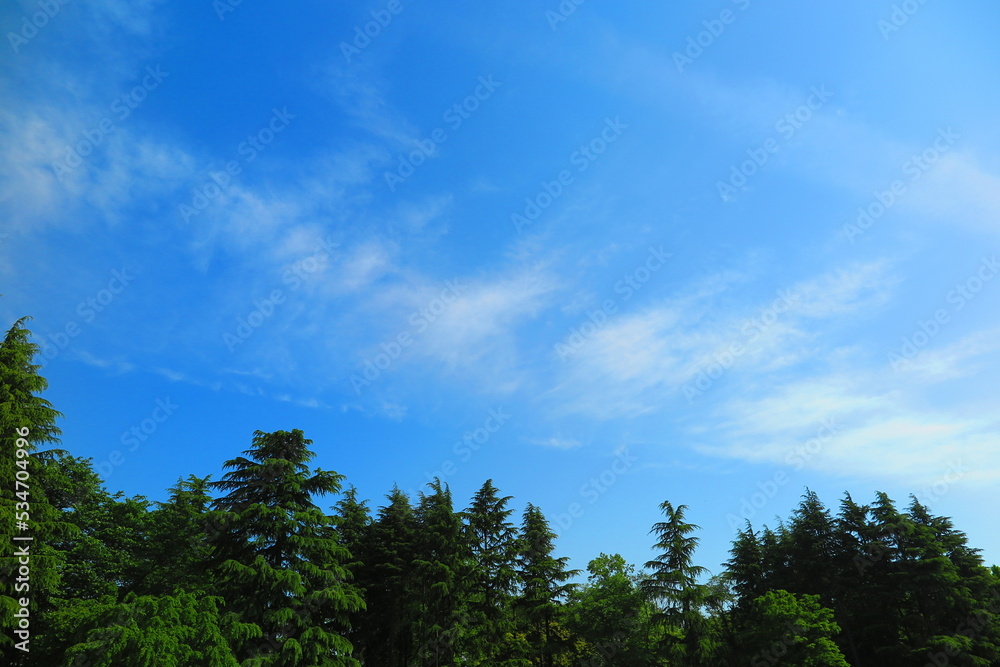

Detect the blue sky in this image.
[3,0,1000,577]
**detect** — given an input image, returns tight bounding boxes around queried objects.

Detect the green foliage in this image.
[62,592,258,666]
[209,429,363,666]
[741,590,848,667]
[513,503,579,666]
[0,317,74,664]
[464,479,519,665]
[563,553,658,665]
[3,315,1000,666]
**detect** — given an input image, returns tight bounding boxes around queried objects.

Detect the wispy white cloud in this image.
[547,261,895,419]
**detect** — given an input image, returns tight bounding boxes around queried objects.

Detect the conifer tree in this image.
[363,487,418,667]
[208,429,363,666]
[464,479,518,665]
[641,501,707,662]
[0,317,74,664]
[138,475,215,597]
[514,503,578,666]
[412,478,472,666]
[62,591,260,667]
[330,486,372,662]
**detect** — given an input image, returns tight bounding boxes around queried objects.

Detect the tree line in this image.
[2,316,998,666]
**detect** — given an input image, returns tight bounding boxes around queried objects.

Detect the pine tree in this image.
[412,478,473,666]
[208,429,363,666]
[62,591,260,666]
[464,479,518,665]
[514,503,578,667]
[783,490,838,604]
[0,317,74,665]
[330,486,372,662]
[137,475,215,597]
[363,486,418,667]
[641,501,707,663]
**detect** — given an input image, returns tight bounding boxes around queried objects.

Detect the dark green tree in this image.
[464,479,518,665]
[0,317,74,665]
[137,475,215,597]
[330,486,372,662]
[62,591,259,666]
[641,501,708,664]
[513,503,578,667]
[362,486,418,667]
[411,478,473,666]
[208,429,363,666]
